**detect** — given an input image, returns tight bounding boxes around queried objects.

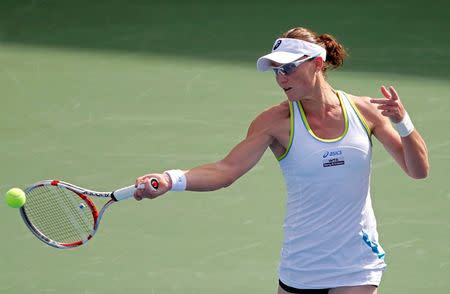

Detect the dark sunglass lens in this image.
[282,63,296,75]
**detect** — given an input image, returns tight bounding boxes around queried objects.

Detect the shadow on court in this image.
[0,0,449,79]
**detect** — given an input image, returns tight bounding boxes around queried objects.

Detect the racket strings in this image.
[24,186,95,244]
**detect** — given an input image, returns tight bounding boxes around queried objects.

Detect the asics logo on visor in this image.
[273,40,282,50]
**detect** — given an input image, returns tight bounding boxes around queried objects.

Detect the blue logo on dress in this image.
[323,150,342,158]
[362,231,385,260]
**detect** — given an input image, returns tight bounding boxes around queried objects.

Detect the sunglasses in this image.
[271,55,318,76]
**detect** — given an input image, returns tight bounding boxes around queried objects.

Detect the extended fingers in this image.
[371,100,401,115]
[380,86,391,99]
[373,101,399,110]
[389,86,399,101]
[370,99,397,106]
[370,98,399,115]
[380,85,399,101]
[371,86,405,122]
[372,85,401,107]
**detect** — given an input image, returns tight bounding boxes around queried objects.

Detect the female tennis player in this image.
[134,27,429,294]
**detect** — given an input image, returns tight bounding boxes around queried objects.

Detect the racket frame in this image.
[20,180,124,249]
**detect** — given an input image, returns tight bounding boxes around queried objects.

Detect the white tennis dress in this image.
[277,91,386,289]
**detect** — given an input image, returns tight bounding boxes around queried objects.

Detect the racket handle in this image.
[112,178,159,201]
[112,185,139,201]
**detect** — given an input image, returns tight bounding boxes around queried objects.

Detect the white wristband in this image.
[392,112,415,137]
[164,169,187,191]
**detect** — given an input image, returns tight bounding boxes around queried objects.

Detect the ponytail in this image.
[317,34,347,70]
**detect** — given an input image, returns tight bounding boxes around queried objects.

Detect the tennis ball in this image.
[4,188,26,208]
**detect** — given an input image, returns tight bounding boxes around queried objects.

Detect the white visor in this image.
[256,38,327,71]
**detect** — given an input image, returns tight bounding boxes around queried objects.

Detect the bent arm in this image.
[400,131,429,178]
[368,86,429,179]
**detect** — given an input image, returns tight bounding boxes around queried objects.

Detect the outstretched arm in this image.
[370,86,429,179]
[134,112,276,200]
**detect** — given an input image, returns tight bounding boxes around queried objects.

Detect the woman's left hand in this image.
[370,86,406,123]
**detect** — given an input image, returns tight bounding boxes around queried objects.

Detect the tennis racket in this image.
[19,178,159,249]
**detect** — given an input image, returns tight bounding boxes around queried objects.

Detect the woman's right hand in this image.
[134,173,172,201]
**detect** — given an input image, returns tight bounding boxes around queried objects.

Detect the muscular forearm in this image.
[181,161,238,191]
[134,161,240,200]
[401,131,429,179]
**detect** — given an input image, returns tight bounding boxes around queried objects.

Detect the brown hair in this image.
[280,27,347,72]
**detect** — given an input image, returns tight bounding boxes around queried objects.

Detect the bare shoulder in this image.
[247,101,290,136]
[345,93,375,113]
[344,92,386,130]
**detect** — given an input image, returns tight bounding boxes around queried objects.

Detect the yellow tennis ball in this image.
[4,188,26,208]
